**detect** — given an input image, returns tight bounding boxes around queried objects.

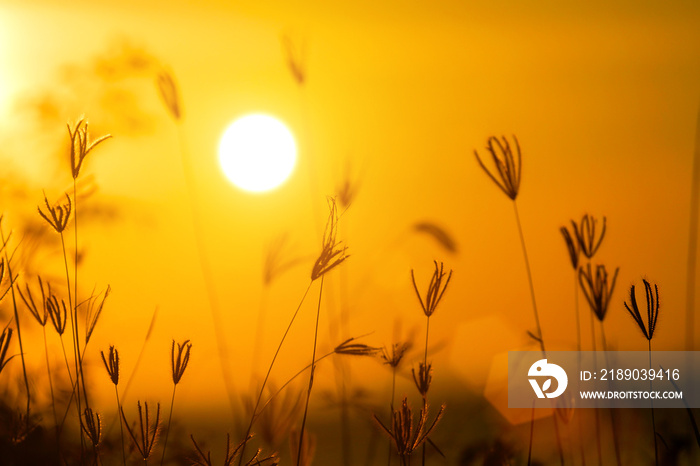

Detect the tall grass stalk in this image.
[177,125,237,418]
[41,325,58,427]
[238,281,313,465]
[624,279,660,466]
[475,136,566,464]
[0,225,30,426]
[513,203,565,466]
[296,275,325,466]
[157,69,238,417]
[161,339,192,465]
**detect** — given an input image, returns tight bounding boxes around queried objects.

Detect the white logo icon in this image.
[528,359,568,399]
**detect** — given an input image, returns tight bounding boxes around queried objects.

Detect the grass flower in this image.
[410,261,452,318]
[412,362,433,399]
[162,339,193,464]
[17,276,48,327]
[624,278,661,465]
[474,135,521,200]
[102,345,126,465]
[68,118,112,179]
[560,225,580,270]
[282,35,305,85]
[624,279,660,341]
[0,325,15,375]
[37,193,72,233]
[572,214,607,259]
[191,433,278,466]
[121,401,161,465]
[46,292,68,336]
[80,407,102,448]
[381,342,411,369]
[579,263,619,322]
[374,396,445,466]
[156,68,182,120]
[85,285,111,345]
[101,345,120,385]
[311,198,348,280]
[171,339,192,385]
[334,337,382,357]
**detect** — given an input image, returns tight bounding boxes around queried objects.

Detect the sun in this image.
[218,114,297,193]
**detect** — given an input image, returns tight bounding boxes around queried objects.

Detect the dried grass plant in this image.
[624,279,661,466]
[475,135,564,465]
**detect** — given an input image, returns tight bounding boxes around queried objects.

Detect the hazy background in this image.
[0,0,699,463]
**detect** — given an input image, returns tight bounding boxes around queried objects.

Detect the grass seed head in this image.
[560,225,580,270]
[381,341,412,369]
[624,279,660,341]
[0,326,15,375]
[311,197,348,280]
[282,35,305,85]
[101,345,120,385]
[86,285,111,344]
[334,336,382,357]
[81,407,102,448]
[121,401,161,461]
[374,396,445,460]
[37,193,72,233]
[474,135,522,200]
[46,290,68,336]
[17,276,48,327]
[172,339,193,385]
[579,263,619,322]
[411,261,452,317]
[572,214,607,259]
[412,361,433,398]
[67,118,112,179]
[157,68,182,120]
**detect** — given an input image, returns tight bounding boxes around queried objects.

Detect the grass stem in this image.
[239,280,313,466]
[161,386,177,466]
[649,340,659,465]
[297,276,324,466]
[1,225,31,427]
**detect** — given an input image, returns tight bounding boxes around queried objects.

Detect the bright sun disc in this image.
[218,114,297,192]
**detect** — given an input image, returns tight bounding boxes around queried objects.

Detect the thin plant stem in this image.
[176,125,237,417]
[573,271,586,466]
[161,385,177,466]
[73,179,89,411]
[59,230,84,452]
[115,387,126,466]
[57,335,76,434]
[649,340,659,465]
[251,286,270,387]
[239,281,314,466]
[590,312,603,466]
[421,315,430,466]
[256,351,334,417]
[513,202,564,465]
[42,326,59,429]
[601,325,622,466]
[297,275,325,466]
[512,202,545,353]
[1,226,31,425]
[42,325,60,456]
[387,369,396,466]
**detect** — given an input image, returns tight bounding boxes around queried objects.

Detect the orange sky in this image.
[0,0,699,462]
